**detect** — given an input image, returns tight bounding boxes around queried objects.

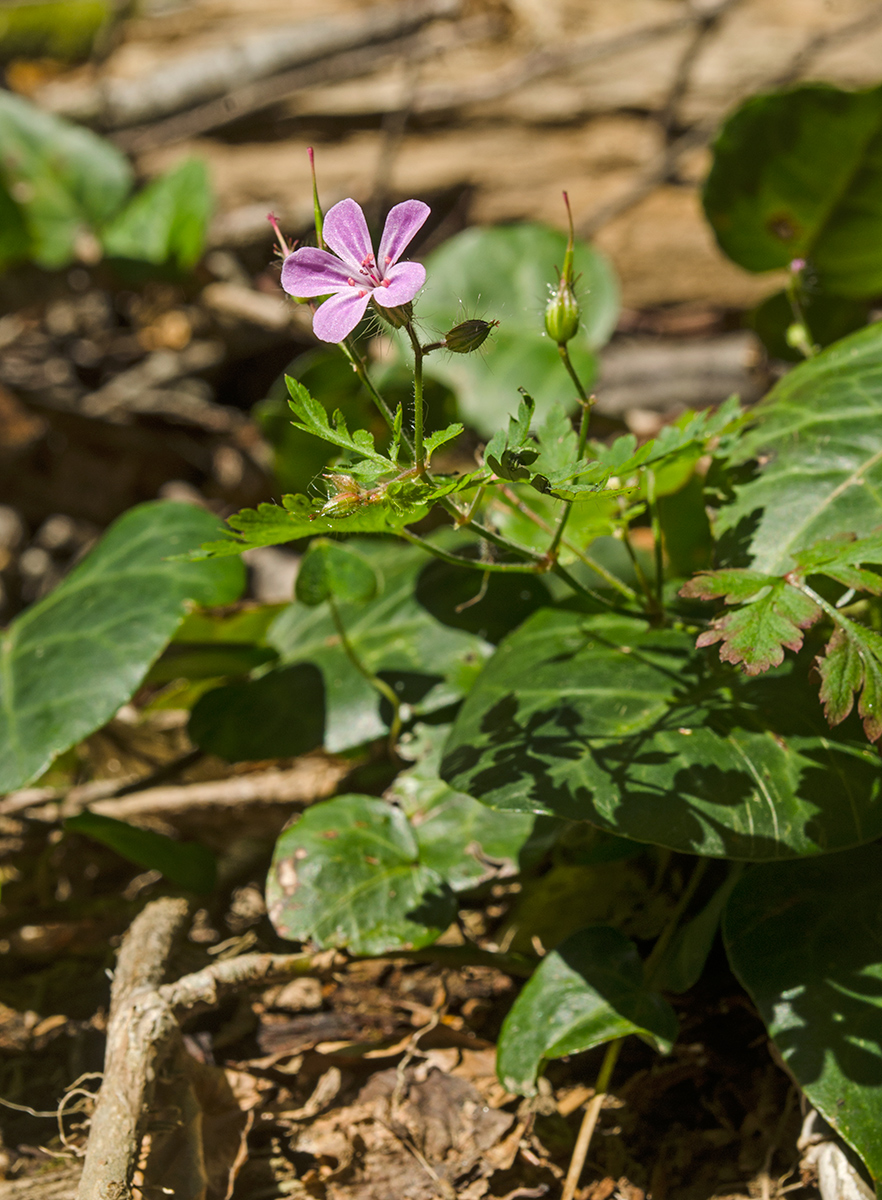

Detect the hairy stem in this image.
[399,530,542,574]
[340,338,412,453]
[406,322,426,472]
[329,596,402,751]
[548,343,594,560]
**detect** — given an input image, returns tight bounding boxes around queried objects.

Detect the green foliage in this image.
[748,288,871,361]
[266,794,456,954]
[441,609,882,859]
[102,158,213,270]
[404,223,619,437]
[0,91,212,272]
[0,88,132,269]
[188,663,325,762]
[0,502,244,791]
[0,1,112,62]
[704,84,882,297]
[268,539,490,752]
[715,323,882,573]
[496,926,678,1095]
[295,539,378,607]
[724,846,882,1181]
[65,811,216,893]
[652,868,742,994]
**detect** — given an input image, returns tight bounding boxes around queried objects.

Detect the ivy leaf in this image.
[286,377,394,468]
[682,573,821,674]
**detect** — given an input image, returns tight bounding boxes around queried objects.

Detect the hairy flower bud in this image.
[545,190,581,345]
[372,300,413,329]
[443,318,498,354]
[545,279,580,344]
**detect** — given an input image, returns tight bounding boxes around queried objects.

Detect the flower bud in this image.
[545,190,581,345]
[443,318,497,354]
[545,279,580,344]
[372,301,413,329]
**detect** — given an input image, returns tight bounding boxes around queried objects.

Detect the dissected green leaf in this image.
[817,620,882,742]
[0,89,133,268]
[266,794,455,954]
[286,377,393,469]
[704,83,882,296]
[496,926,678,1095]
[102,157,212,269]
[295,539,378,607]
[441,609,882,859]
[691,578,821,674]
[715,322,882,572]
[485,391,541,482]
[396,223,619,437]
[424,423,464,458]
[188,663,325,762]
[0,502,244,792]
[65,811,216,893]
[793,532,882,594]
[724,846,882,1180]
[269,538,491,752]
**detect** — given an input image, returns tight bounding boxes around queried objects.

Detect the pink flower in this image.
[281,197,430,342]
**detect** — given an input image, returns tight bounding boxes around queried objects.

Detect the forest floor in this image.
[2,0,879,1195]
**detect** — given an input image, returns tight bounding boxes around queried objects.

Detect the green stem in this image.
[399,530,542,574]
[643,856,709,986]
[405,323,426,472]
[646,469,664,608]
[329,597,402,752]
[340,339,412,452]
[619,524,658,616]
[560,1037,622,1200]
[548,344,594,560]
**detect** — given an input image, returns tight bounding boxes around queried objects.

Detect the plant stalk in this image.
[406,323,426,472]
[560,1037,622,1200]
[329,596,402,752]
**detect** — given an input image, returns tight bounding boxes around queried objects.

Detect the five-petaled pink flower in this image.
[282,197,430,342]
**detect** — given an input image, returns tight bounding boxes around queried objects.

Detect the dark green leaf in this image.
[715,322,882,572]
[496,926,678,1095]
[704,84,882,296]
[269,539,490,753]
[657,475,714,578]
[295,539,378,607]
[188,662,325,762]
[102,157,212,269]
[144,642,276,684]
[66,811,216,893]
[402,223,619,437]
[266,794,455,954]
[724,846,882,1180]
[441,609,882,859]
[415,555,551,644]
[0,502,244,792]
[748,289,870,361]
[0,89,132,268]
[653,866,742,994]
[391,724,535,892]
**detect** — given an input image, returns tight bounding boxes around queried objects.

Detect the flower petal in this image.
[322,198,374,272]
[312,288,371,342]
[377,200,430,269]
[281,247,354,297]
[372,260,426,307]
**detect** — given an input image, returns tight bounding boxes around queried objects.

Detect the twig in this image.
[76,897,191,1200]
[2,756,349,822]
[561,1039,622,1200]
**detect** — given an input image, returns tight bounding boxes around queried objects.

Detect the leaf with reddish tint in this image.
[818,621,882,741]
[695,580,821,675]
[680,569,775,604]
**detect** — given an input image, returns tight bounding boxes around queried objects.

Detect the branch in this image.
[76,898,190,1200]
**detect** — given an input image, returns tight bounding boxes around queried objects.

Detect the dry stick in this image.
[76,897,191,1200]
[560,1038,622,1200]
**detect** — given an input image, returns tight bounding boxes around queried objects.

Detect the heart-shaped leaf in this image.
[497,925,678,1095]
[0,501,244,791]
[441,609,882,860]
[724,845,882,1181]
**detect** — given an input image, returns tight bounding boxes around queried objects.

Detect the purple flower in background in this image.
[282,197,430,342]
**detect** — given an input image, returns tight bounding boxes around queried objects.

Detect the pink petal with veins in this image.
[281,247,354,297]
[377,200,430,269]
[322,199,373,272]
[371,260,426,307]
[312,288,372,342]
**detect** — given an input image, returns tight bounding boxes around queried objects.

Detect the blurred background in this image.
[2,0,882,619]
